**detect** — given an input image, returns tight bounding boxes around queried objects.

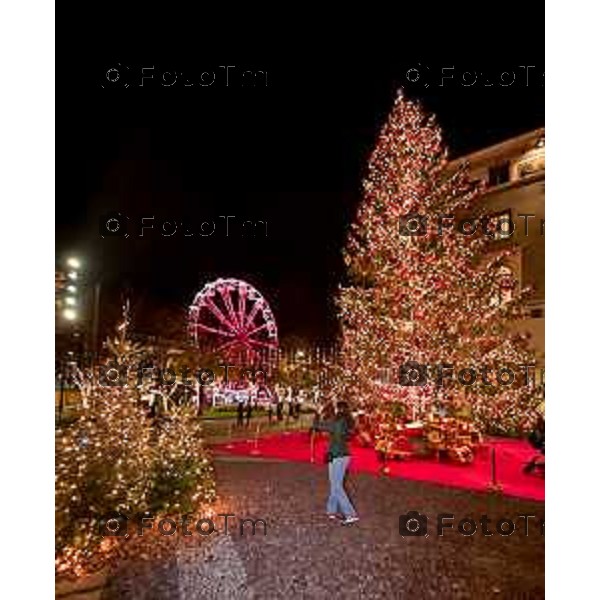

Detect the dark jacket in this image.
[529,426,545,453]
[313,417,353,459]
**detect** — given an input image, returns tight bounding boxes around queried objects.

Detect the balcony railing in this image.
[525,301,545,319]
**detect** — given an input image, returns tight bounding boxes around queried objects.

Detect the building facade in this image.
[449,128,545,363]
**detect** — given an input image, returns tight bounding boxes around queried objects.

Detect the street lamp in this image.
[63,308,77,321]
[63,257,81,320]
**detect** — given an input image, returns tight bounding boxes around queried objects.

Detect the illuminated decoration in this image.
[57,257,81,323]
[488,210,513,241]
[188,278,278,366]
[336,90,543,434]
[56,301,217,577]
[494,265,516,306]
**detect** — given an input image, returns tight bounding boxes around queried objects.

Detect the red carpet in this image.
[212,431,544,502]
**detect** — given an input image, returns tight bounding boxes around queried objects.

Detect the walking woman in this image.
[312,399,359,525]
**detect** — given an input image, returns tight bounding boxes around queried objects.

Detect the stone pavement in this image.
[99,454,544,599]
[209,455,544,599]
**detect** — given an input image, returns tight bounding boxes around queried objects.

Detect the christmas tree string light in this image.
[56,302,217,577]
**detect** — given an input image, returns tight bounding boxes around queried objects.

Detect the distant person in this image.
[313,386,320,406]
[311,399,359,525]
[267,399,274,424]
[524,417,545,474]
[237,400,245,428]
[149,389,162,419]
[245,399,253,428]
[269,388,278,425]
[285,385,294,425]
[294,398,300,420]
[196,385,205,416]
[276,399,283,421]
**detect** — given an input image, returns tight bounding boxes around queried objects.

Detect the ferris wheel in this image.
[188,278,278,366]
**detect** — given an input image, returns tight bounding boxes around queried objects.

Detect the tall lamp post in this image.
[62,256,102,369]
[91,280,101,369]
[57,257,81,423]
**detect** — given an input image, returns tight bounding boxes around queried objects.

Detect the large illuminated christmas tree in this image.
[337,91,543,434]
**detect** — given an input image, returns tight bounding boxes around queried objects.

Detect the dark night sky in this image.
[58,15,544,344]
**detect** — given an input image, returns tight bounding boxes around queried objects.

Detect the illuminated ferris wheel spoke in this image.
[245,322,270,338]
[238,287,247,330]
[247,338,278,350]
[205,296,237,332]
[244,299,263,330]
[215,337,243,354]
[221,285,241,330]
[193,322,236,338]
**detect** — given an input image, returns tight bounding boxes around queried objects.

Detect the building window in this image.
[490,264,515,307]
[376,367,395,384]
[486,210,513,241]
[488,161,511,186]
[517,135,545,178]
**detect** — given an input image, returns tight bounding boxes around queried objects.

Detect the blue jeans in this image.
[327,456,357,517]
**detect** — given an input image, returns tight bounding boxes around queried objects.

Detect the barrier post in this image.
[487,446,504,494]
[225,422,234,449]
[251,424,261,455]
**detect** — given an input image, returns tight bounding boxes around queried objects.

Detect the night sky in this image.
[58,18,544,344]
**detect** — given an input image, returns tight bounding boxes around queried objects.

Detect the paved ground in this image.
[97,453,544,599]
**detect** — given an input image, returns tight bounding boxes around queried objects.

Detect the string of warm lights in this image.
[55,304,217,578]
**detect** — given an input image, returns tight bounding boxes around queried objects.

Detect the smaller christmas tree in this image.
[55,303,154,574]
[56,300,217,577]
